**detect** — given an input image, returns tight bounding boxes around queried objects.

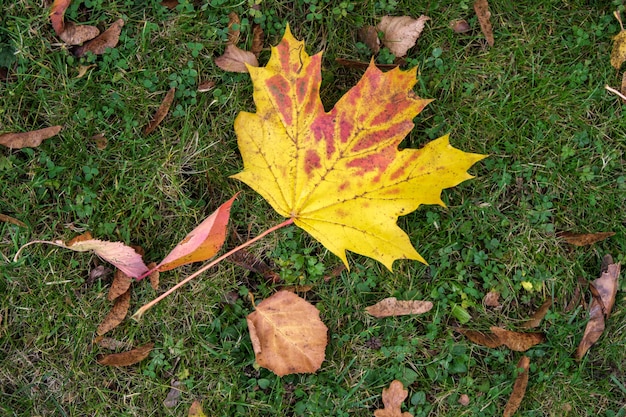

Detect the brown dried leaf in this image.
[93,336,133,350]
[147,262,159,290]
[521,298,552,329]
[59,22,100,45]
[246,291,328,376]
[457,328,502,348]
[611,30,626,69]
[251,24,264,58]
[451,19,471,33]
[490,327,545,351]
[97,288,130,336]
[74,19,124,57]
[188,400,207,417]
[144,88,176,135]
[163,380,182,408]
[0,126,62,149]
[160,0,179,9]
[215,44,259,73]
[374,380,413,417]
[595,261,620,317]
[197,80,216,92]
[503,356,530,417]
[559,231,615,246]
[108,268,132,301]
[227,12,240,45]
[473,0,494,46]
[90,133,107,149]
[365,297,433,318]
[358,25,380,54]
[0,214,26,228]
[483,290,500,307]
[377,15,430,57]
[97,342,154,366]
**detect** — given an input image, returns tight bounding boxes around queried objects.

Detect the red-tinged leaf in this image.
[374,380,413,417]
[50,0,71,35]
[144,88,176,135]
[188,400,207,417]
[215,44,259,73]
[503,356,530,417]
[0,126,62,149]
[246,291,328,376]
[97,288,131,336]
[74,19,124,57]
[97,342,154,366]
[155,194,238,272]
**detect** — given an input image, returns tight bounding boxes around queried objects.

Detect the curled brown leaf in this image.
[0,126,62,149]
[144,88,176,135]
[97,342,154,366]
[503,356,530,417]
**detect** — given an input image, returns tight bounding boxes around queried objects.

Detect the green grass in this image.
[1,0,626,415]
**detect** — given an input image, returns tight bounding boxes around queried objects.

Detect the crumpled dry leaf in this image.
[215,44,259,73]
[75,19,124,57]
[163,380,182,408]
[483,290,500,307]
[521,298,552,329]
[358,25,380,54]
[0,126,62,149]
[144,88,176,135]
[474,0,494,46]
[377,15,430,57]
[108,268,132,301]
[365,297,433,318]
[246,291,328,376]
[97,342,154,366]
[458,327,545,351]
[575,257,620,360]
[503,356,530,417]
[97,288,131,336]
[374,380,413,417]
[558,231,615,246]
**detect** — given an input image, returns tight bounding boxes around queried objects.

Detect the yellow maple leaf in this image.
[232,26,486,269]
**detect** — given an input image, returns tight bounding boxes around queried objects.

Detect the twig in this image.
[605,84,626,102]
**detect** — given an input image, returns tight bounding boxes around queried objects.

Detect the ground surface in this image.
[1,1,625,416]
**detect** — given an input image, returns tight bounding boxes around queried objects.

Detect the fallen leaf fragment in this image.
[188,400,207,417]
[147,262,159,290]
[490,327,545,351]
[575,257,620,360]
[474,0,494,46]
[558,231,615,246]
[358,25,380,54]
[451,19,471,33]
[75,19,124,57]
[97,342,154,366]
[97,288,131,335]
[160,0,179,9]
[0,126,62,149]
[483,290,500,307]
[50,0,71,36]
[144,88,176,135]
[0,214,26,228]
[215,44,259,73]
[365,297,433,318]
[163,380,182,408]
[457,328,502,348]
[374,380,413,417]
[251,24,264,57]
[93,336,133,350]
[611,11,626,70]
[458,394,470,406]
[154,194,237,273]
[246,291,328,376]
[377,15,430,57]
[108,268,132,301]
[503,356,530,417]
[91,133,107,149]
[232,26,486,269]
[197,80,216,93]
[521,298,552,329]
[59,22,100,45]
[227,12,240,45]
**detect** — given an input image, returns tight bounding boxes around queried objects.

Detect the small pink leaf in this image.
[155,194,238,272]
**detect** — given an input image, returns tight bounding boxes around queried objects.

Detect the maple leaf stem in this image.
[132,217,295,320]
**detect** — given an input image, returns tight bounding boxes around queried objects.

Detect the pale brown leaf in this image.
[483,290,500,307]
[75,19,124,57]
[97,342,154,366]
[365,297,433,318]
[144,88,176,135]
[559,231,615,246]
[246,291,327,376]
[197,80,216,92]
[227,12,240,45]
[59,22,100,45]
[473,0,494,46]
[91,133,107,150]
[490,327,545,351]
[503,356,530,417]
[358,25,380,54]
[97,288,130,336]
[451,19,471,33]
[0,214,26,228]
[457,328,502,348]
[215,44,259,73]
[374,380,413,417]
[458,394,470,406]
[521,298,552,329]
[377,15,430,57]
[108,268,133,301]
[0,126,62,149]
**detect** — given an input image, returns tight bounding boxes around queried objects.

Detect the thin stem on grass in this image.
[132,217,295,320]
